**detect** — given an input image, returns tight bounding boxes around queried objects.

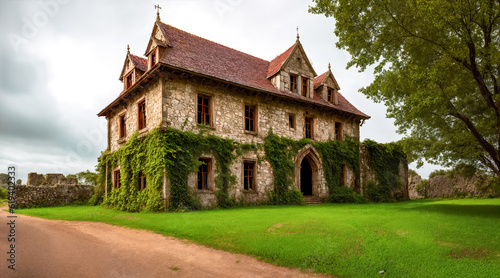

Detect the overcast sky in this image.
[0,0,439,183]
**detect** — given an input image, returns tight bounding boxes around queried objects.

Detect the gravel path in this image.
[0,206,328,278]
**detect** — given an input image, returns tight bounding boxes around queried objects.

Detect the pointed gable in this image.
[314,66,343,105]
[144,21,169,56]
[267,44,295,78]
[314,70,340,90]
[119,53,147,81]
[267,41,316,79]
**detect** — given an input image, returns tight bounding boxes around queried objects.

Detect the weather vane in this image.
[296,26,300,40]
[155,4,162,21]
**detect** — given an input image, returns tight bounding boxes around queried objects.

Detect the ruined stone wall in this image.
[359,144,409,199]
[27,172,78,186]
[408,173,495,199]
[14,185,94,209]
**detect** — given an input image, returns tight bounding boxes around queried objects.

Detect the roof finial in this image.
[127,44,130,54]
[328,62,331,70]
[155,4,162,21]
[296,26,300,41]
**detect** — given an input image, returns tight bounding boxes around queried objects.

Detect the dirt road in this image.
[0,206,326,278]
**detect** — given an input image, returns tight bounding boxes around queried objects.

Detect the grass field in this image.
[16,199,500,277]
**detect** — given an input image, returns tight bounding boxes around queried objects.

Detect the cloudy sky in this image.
[0,0,438,183]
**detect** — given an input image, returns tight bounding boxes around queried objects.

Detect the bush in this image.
[329,186,366,203]
[364,180,393,202]
[0,188,8,199]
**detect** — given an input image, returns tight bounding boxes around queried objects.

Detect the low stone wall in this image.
[14,185,94,209]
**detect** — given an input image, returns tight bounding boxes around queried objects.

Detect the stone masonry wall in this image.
[14,185,94,209]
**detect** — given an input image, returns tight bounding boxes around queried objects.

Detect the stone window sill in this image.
[243,189,257,194]
[138,128,149,137]
[196,189,214,194]
[244,130,258,136]
[117,137,127,144]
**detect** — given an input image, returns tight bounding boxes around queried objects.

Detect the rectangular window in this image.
[198,158,211,190]
[243,161,255,190]
[290,74,298,93]
[119,114,126,138]
[302,77,308,97]
[328,88,334,103]
[339,164,346,186]
[125,74,133,90]
[305,117,313,139]
[114,170,121,189]
[245,105,256,132]
[138,99,146,130]
[288,114,295,129]
[138,172,147,191]
[197,95,211,125]
[150,49,156,69]
[335,122,342,141]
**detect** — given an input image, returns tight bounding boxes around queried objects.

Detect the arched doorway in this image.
[300,158,313,195]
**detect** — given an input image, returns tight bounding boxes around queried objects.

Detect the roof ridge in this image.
[158,21,270,64]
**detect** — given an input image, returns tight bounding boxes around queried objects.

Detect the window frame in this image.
[197,158,212,191]
[288,113,296,129]
[243,160,256,191]
[197,94,211,126]
[301,77,309,97]
[125,72,133,90]
[244,104,257,133]
[328,88,335,103]
[290,74,298,94]
[335,121,342,141]
[149,48,157,69]
[305,116,314,139]
[113,170,121,189]
[119,113,126,138]
[138,99,146,130]
[138,172,147,191]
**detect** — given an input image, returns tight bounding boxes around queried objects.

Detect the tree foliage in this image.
[310,0,500,177]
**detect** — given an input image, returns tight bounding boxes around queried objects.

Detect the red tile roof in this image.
[313,71,328,90]
[267,43,295,78]
[99,22,369,119]
[129,54,148,72]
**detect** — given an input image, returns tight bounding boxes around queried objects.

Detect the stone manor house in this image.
[98,15,386,207]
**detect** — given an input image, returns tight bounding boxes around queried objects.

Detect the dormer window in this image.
[302,77,308,97]
[328,88,335,103]
[290,74,298,93]
[149,48,157,69]
[125,73,133,90]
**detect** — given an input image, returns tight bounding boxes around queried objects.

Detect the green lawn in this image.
[16,199,500,277]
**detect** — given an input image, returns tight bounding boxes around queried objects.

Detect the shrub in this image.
[0,188,8,199]
[329,186,366,203]
[364,180,394,202]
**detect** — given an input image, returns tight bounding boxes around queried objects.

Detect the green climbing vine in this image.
[363,139,407,202]
[94,127,240,212]
[91,126,406,211]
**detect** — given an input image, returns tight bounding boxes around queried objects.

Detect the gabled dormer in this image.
[119,46,148,92]
[267,36,317,98]
[144,19,169,70]
[314,63,341,105]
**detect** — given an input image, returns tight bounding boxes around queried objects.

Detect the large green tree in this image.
[310,0,500,176]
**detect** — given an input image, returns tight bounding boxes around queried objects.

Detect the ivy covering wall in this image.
[90,128,407,212]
